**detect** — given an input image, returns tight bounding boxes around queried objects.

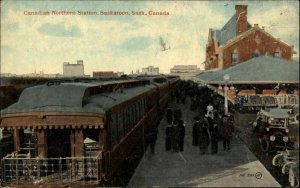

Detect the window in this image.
[274,52,281,57]
[110,114,118,147]
[118,112,124,138]
[252,49,260,57]
[232,53,239,64]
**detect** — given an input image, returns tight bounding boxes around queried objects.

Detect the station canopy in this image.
[195,56,299,85]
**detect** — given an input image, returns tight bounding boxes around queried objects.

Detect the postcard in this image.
[0,1,299,187]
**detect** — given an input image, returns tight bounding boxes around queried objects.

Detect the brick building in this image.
[93,71,117,78]
[205,5,295,70]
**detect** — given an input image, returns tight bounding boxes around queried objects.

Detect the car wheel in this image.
[272,153,284,167]
[260,138,269,153]
[282,161,296,174]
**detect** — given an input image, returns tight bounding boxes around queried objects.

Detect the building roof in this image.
[195,56,299,84]
[212,14,252,45]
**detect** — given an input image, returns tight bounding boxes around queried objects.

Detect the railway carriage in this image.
[0,76,179,187]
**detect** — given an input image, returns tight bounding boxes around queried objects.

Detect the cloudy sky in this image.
[1,0,299,75]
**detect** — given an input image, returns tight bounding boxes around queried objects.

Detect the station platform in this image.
[128,99,280,187]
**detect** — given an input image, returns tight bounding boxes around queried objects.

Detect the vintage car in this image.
[252,108,298,153]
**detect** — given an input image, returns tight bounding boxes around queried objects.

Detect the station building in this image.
[170,65,202,80]
[204,5,295,70]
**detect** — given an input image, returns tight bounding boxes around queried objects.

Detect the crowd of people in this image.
[165,109,186,152]
[168,80,235,154]
[192,112,234,154]
[146,80,235,155]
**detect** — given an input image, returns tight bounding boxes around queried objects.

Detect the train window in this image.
[126,108,130,132]
[132,105,136,126]
[110,115,118,147]
[134,103,138,124]
[123,110,127,134]
[138,101,142,119]
[139,101,142,118]
[142,99,145,115]
[19,128,36,156]
[128,107,132,130]
[115,113,119,142]
[118,112,124,139]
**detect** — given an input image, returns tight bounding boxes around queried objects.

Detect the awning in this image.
[0,113,104,129]
[195,56,299,85]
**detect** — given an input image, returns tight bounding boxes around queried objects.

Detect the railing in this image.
[236,94,299,107]
[1,152,102,186]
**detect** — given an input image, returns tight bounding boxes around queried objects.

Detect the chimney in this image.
[235,5,248,35]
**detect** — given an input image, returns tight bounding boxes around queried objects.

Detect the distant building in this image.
[93,71,124,78]
[93,71,117,78]
[141,66,159,75]
[117,72,125,77]
[1,72,62,78]
[205,5,295,70]
[63,60,84,77]
[22,72,62,78]
[0,73,17,77]
[170,65,202,80]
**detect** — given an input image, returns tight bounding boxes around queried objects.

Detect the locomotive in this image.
[0,76,179,187]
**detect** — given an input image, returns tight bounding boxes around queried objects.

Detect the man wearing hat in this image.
[199,114,210,154]
[193,116,201,146]
[178,120,186,151]
[210,119,219,154]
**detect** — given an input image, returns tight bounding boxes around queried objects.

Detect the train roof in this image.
[1,79,158,115]
[1,82,99,114]
[87,84,156,110]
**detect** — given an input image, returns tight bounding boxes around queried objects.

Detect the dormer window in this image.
[232,52,239,64]
[252,49,260,57]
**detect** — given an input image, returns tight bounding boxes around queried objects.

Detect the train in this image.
[0,76,179,187]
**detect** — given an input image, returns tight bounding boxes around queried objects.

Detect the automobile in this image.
[252,108,298,153]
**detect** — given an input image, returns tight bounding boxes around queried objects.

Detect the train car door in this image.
[47,129,71,158]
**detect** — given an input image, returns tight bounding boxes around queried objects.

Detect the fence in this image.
[1,152,102,186]
[236,94,299,107]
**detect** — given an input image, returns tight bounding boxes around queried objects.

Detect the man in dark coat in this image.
[199,115,210,154]
[165,124,173,151]
[147,128,158,154]
[178,120,185,152]
[253,116,262,133]
[166,108,173,124]
[219,116,234,151]
[210,120,219,154]
[171,123,180,152]
[193,116,201,146]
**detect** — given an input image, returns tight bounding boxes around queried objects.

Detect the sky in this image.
[1,0,299,75]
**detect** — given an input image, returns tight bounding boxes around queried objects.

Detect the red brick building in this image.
[205,5,295,70]
[93,71,117,78]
